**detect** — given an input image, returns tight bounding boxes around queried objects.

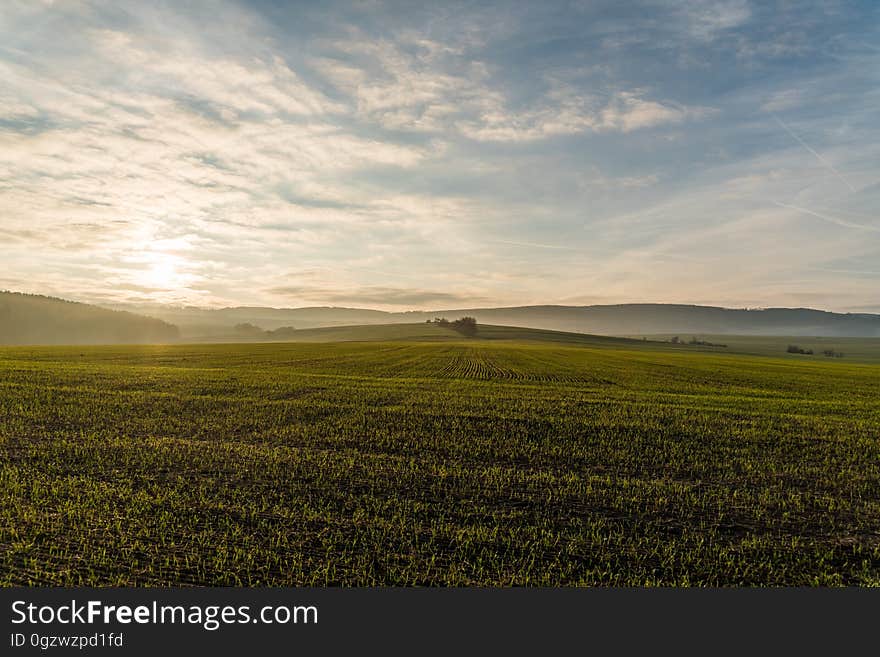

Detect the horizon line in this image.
[3,290,879,317]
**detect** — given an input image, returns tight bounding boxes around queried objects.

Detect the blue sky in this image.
[1,0,878,310]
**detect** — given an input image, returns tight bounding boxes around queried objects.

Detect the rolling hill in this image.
[5,290,880,343]
[117,302,880,338]
[0,291,180,345]
[192,322,880,363]
[247,322,652,346]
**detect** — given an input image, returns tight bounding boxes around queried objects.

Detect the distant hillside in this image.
[117,302,880,338]
[413,304,880,337]
[0,292,179,345]
[256,322,651,346]
[117,304,389,336]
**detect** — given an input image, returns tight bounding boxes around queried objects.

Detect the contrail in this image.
[774,116,856,192]
[774,201,880,232]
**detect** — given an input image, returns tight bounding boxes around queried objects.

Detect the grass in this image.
[200,321,655,345]
[1,325,879,586]
[637,334,880,364]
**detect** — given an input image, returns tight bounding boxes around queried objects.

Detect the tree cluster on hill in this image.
[451,316,478,336]
[0,291,179,345]
[230,324,303,339]
[669,336,726,347]
[822,349,844,358]
[233,322,266,337]
[429,316,478,336]
[787,345,813,355]
[688,337,727,347]
[265,326,297,339]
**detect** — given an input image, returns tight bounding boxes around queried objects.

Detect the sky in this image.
[1,0,878,312]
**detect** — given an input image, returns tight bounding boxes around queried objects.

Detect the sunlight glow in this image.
[138,252,188,291]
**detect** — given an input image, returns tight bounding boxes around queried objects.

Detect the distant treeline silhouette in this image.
[669,336,727,347]
[238,323,299,339]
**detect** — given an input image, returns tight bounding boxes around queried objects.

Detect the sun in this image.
[139,252,185,290]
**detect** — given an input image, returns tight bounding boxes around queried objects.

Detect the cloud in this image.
[0,13,445,305]
[92,29,345,118]
[0,1,877,311]
[266,285,487,307]
[602,92,715,133]
[456,88,713,142]
[314,32,713,142]
[669,0,752,42]
[494,240,580,251]
[579,169,660,191]
[759,89,804,113]
[312,33,494,133]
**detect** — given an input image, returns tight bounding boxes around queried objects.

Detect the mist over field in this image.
[117,300,880,337]
[0,292,179,345]
[3,291,880,345]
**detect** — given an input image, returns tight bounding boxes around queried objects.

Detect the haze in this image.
[2,1,878,313]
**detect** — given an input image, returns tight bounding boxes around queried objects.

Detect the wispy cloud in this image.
[494,240,581,251]
[0,1,878,311]
[266,285,488,307]
[314,32,712,142]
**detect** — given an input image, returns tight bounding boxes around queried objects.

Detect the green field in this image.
[2,324,879,586]
[637,334,880,364]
